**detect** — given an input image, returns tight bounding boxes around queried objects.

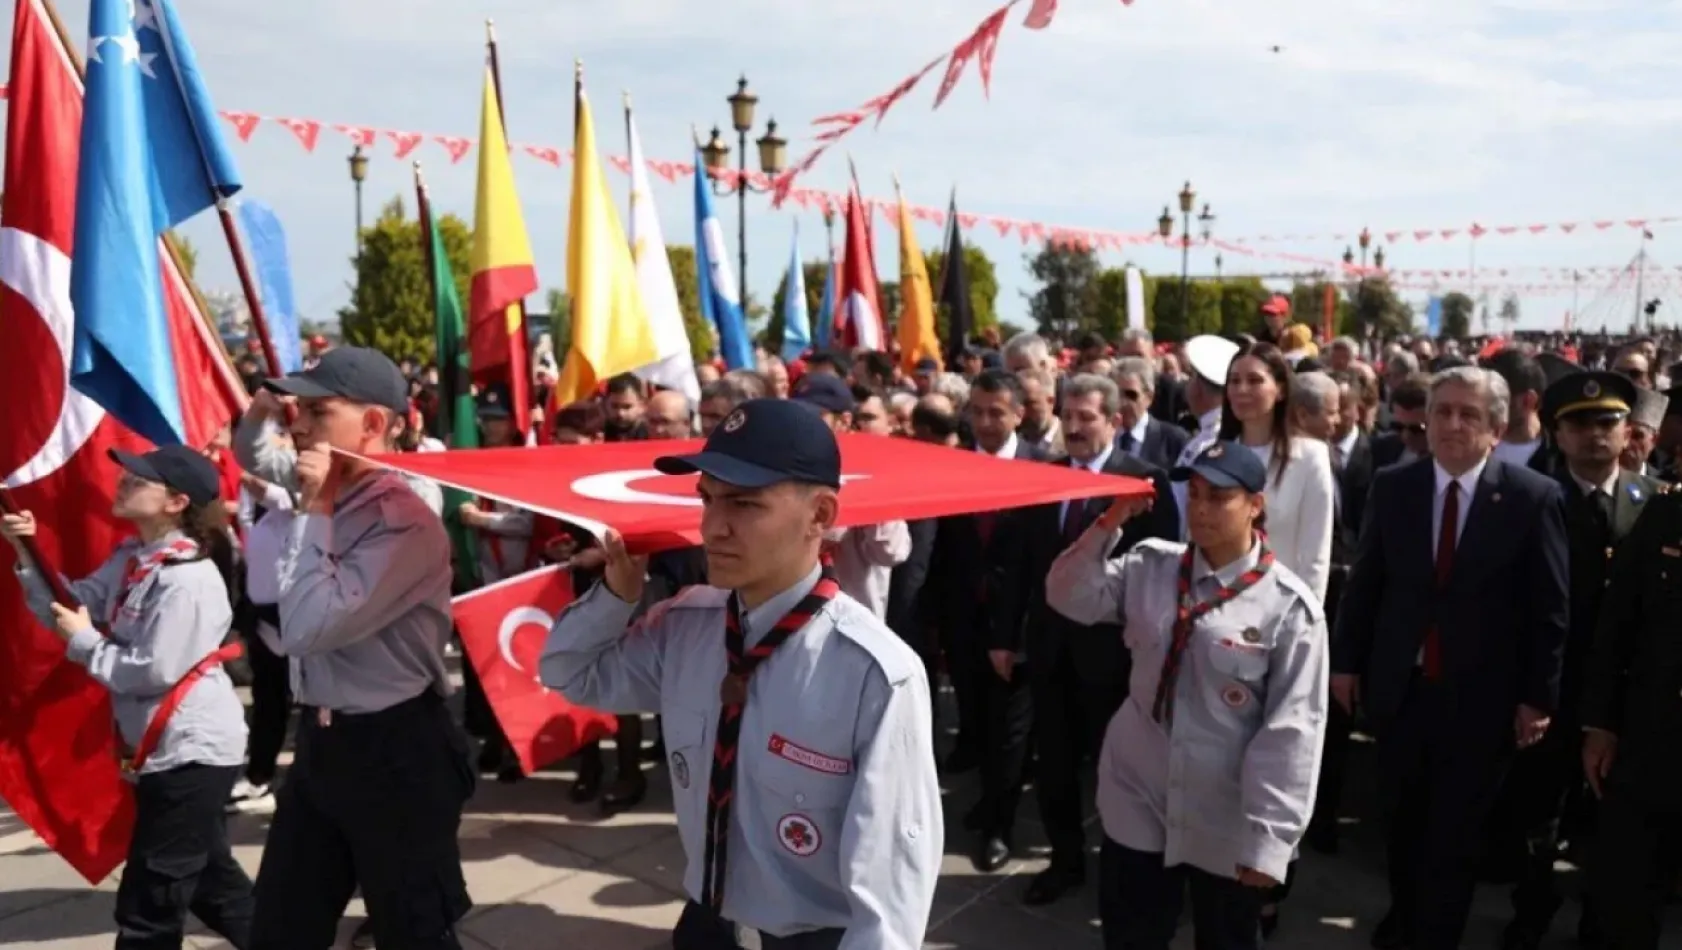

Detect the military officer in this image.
[1170,335,1241,539]
[540,397,943,950]
[1500,370,1659,949]
[233,347,475,950]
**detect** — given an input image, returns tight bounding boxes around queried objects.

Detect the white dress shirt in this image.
[980,432,1020,461]
[1060,444,1115,529]
[1432,457,1487,550]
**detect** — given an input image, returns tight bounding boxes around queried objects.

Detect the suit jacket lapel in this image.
[1613,471,1645,539]
[1450,458,1505,583]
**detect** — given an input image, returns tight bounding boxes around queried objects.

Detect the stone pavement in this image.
[4,735,1679,948]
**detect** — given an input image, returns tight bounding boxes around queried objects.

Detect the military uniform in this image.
[540,398,943,950]
[1169,336,1240,540]
[1501,370,1659,949]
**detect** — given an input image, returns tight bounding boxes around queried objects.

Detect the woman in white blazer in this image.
[1218,339,1335,936]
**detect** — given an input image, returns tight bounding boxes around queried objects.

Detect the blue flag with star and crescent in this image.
[70,0,242,447]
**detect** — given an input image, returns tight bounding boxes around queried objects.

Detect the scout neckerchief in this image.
[1151,537,1275,724]
[110,538,200,626]
[700,565,841,912]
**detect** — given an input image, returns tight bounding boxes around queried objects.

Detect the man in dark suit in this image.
[1333,366,1569,950]
[1110,355,1189,470]
[993,373,1178,906]
[928,371,1048,872]
[1370,373,1432,470]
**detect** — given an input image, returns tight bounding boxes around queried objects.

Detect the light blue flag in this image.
[780,221,811,363]
[71,0,243,446]
[815,245,836,349]
[1426,296,1443,336]
[692,149,754,370]
[237,200,301,373]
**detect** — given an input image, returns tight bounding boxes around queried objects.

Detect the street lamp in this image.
[702,75,787,302]
[347,145,368,256]
[1343,246,1355,266]
[1373,246,1386,271]
[1358,227,1371,268]
[1158,181,1214,330]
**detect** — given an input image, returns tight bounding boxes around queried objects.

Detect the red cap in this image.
[1260,294,1291,317]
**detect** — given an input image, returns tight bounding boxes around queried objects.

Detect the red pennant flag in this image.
[218,110,261,142]
[277,116,322,151]
[361,435,1151,555]
[435,135,473,164]
[387,129,425,160]
[1023,0,1058,29]
[2,0,242,884]
[332,123,376,148]
[451,567,616,774]
[973,7,1012,97]
[522,144,562,166]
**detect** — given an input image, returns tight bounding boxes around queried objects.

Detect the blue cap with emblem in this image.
[655,398,842,490]
[107,445,222,506]
[790,373,856,415]
[262,346,409,415]
[1171,440,1268,494]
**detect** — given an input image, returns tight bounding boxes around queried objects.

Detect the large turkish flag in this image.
[365,434,1151,553]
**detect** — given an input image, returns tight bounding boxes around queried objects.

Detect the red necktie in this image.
[1423,481,1459,679]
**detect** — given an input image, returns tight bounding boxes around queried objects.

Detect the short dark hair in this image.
[605,373,645,398]
[970,368,1025,408]
[552,400,605,438]
[1075,330,1107,352]
[1391,373,1431,411]
[850,382,883,406]
[1480,349,1546,397]
[807,349,853,378]
[911,401,961,440]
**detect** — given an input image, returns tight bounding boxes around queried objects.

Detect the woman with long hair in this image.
[1045,442,1328,950]
[3,446,254,949]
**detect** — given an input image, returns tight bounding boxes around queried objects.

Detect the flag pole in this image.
[414,161,447,447]
[485,19,532,433]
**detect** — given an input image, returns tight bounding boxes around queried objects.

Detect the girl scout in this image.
[3,445,254,949]
[1044,440,1329,950]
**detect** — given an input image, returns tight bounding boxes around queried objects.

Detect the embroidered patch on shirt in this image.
[777,813,822,856]
[1221,685,1250,708]
[768,734,852,775]
[671,751,690,790]
[1217,638,1267,656]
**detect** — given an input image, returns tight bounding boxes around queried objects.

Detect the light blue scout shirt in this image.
[233,414,454,713]
[541,564,944,949]
[1045,530,1328,884]
[16,532,246,776]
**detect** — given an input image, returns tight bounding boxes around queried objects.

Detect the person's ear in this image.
[163,492,190,517]
[811,489,840,534]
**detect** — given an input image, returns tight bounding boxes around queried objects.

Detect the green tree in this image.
[544,287,573,355]
[1287,280,1358,339]
[1440,291,1474,340]
[767,260,831,352]
[1024,243,1101,340]
[924,242,1001,341]
[1151,278,1225,341]
[1499,292,1521,330]
[1218,279,1270,337]
[877,282,901,335]
[339,197,471,360]
[663,246,716,362]
[1089,268,1132,342]
[1350,278,1413,338]
[170,233,198,281]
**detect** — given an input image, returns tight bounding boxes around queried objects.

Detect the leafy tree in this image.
[170,233,198,281]
[1217,278,1271,337]
[767,260,831,351]
[1287,280,1358,339]
[924,242,1001,340]
[1024,243,1101,340]
[997,319,1028,342]
[1440,291,1474,340]
[1499,292,1521,329]
[1151,278,1225,341]
[663,246,716,362]
[1089,268,1133,342]
[544,287,573,355]
[877,282,901,334]
[1350,278,1413,338]
[339,197,471,360]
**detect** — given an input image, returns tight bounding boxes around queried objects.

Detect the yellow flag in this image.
[469,65,537,334]
[555,81,659,404]
[895,190,941,373]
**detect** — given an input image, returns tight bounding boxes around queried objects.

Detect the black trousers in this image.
[1590,759,1682,950]
[1098,838,1263,950]
[938,614,987,763]
[243,621,292,787]
[1380,682,1513,950]
[250,693,475,950]
[1031,647,1125,869]
[972,661,1033,839]
[671,901,844,950]
[1505,712,1596,934]
[116,764,254,950]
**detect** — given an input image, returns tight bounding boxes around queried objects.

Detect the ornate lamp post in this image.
[347,145,368,256]
[1157,181,1214,329]
[700,76,788,303]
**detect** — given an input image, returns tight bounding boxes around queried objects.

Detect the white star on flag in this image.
[87,35,107,62]
[130,0,159,32]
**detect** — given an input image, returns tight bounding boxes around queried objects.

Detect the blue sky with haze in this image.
[13,0,1682,337]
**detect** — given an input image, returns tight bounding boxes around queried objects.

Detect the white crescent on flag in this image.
[495,605,553,677]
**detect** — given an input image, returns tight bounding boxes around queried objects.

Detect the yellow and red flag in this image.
[469,64,538,434]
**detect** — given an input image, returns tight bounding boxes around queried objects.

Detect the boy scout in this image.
[233,347,473,950]
[541,398,943,950]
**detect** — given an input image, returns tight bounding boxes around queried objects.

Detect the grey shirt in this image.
[16,532,246,776]
[540,567,943,949]
[1046,531,1328,884]
[234,415,454,713]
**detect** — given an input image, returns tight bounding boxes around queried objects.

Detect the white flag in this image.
[626,107,700,401]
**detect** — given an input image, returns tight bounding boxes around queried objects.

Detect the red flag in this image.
[0,0,241,884]
[833,191,885,351]
[451,567,616,774]
[361,435,1151,555]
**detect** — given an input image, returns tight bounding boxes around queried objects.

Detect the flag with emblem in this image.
[469,64,537,437]
[69,0,242,447]
[833,188,885,351]
[692,147,754,370]
[2,0,242,884]
[625,100,700,401]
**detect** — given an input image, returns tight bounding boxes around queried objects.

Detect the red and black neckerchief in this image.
[110,539,199,627]
[1151,539,1274,724]
[700,565,841,912]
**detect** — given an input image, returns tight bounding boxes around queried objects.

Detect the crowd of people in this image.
[10,295,1682,949]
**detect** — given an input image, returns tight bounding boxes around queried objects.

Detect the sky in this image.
[12,0,1682,338]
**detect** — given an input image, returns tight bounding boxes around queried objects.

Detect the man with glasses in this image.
[1613,348,1652,390]
[1372,375,1431,469]
[1109,357,1188,470]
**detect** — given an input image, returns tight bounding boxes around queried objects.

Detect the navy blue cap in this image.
[791,373,856,415]
[655,398,841,490]
[1171,440,1268,494]
[914,357,940,373]
[476,383,513,420]
[263,346,408,415]
[108,445,222,506]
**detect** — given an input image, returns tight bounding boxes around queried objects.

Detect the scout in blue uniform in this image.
[541,398,944,950]
[1044,441,1328,950]
[4,446,254,950]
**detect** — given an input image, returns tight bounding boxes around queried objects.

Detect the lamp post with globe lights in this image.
[700,76,788,305]
[1157,181,1215,329]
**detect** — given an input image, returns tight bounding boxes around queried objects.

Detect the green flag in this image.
[419,179,481,592]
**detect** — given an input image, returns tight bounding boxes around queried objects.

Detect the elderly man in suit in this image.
[993,373,1179,907]
[1110,356,1189,471]
[1332,366,1569,950]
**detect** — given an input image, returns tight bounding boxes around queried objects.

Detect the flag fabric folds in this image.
[833,190,885,351]
[894,187,939,372]
[554,77,659,405]
[469,65,537,435]
[235,199,300,373]
[692,151,754,370]
[69,0,242,447]
[937,191,973,368]
[625,104,700,401]
[815,241,837,349]
[1,0,240,883]
[780,221,811,363]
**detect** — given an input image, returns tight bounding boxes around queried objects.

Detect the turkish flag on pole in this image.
[362,435,1153,555]
[833,190,885,351]
[0,0,241,884]
[451,567,617,775]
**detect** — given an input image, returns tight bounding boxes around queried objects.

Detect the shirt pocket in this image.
[662,710,711,852]
[1203,623,1272,716]
[748,734,855,864]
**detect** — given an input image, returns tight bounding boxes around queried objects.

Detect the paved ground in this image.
[3,721,1677,948]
